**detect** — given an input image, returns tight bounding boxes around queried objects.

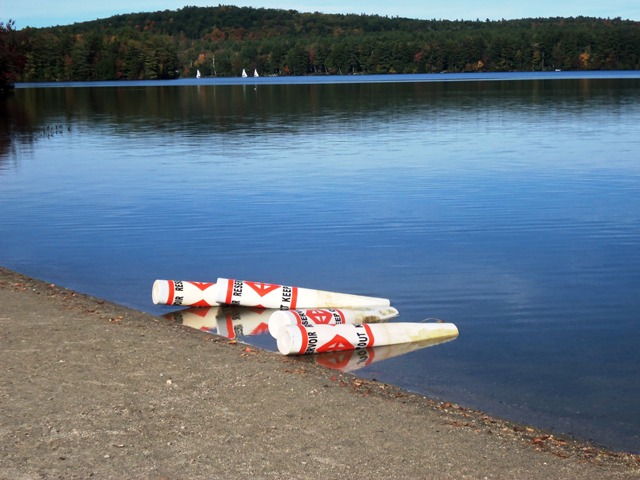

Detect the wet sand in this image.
[1,266,638,479]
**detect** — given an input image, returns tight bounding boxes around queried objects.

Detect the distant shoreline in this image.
[14,70,640,89]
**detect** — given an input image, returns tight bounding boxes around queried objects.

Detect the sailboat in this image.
[196,69,201,79]
[254,69,259,77]
[242,69,248,78]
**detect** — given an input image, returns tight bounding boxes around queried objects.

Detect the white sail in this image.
[242,69,248,77]
[196,69,201,78]
[254,69,259,77]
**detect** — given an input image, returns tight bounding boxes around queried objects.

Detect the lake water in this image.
[2,72,640,453]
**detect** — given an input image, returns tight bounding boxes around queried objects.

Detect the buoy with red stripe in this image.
[152,280,219,307]
[215,277,390,310]
[275,322,459,356]
[268,307,399,338]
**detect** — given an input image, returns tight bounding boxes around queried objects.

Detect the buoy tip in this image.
[268,310,290,338]
[152,279,169,305]
[276,326,296,355]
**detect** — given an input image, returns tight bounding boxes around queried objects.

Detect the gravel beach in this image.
[1,266,638,479]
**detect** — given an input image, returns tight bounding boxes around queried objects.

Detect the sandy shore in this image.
[1,266,638,479]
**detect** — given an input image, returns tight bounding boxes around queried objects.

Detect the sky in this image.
[3,0,640,29]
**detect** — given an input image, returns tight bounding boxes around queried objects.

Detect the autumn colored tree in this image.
[10,8,640,81]
[0,20,26,93]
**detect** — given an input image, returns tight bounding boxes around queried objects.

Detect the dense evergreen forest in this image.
[3,5,640,82]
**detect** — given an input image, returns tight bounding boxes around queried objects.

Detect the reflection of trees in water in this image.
[0,93,73,168]
[2,78,638,168]
[0,95,28,165]
[5,83,423,152]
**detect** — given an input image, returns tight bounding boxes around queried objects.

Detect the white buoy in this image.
[276,322,459,356]
[152,279,219,307]
[215,277,390,310]
[268,307,399,338]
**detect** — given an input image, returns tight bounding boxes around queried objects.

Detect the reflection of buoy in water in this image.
[163,306,218,331]
[268,307,399,338]
[163,306,275,339]
[276,322,459,356]
[214,307,273,338]
[313,335,458,372]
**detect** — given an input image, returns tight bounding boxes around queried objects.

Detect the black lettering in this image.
[356,350,370,365]
[356,331,368,348]
[174,296,183,305]
[281,285,292,307]
[175,281,183,291]
[298,312,314,327]
[232,280,243,298]
[305,331,318,354]
[234,324,244,337]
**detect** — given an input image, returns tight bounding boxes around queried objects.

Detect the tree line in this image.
[1,20,25,91]
[2,6,640,83]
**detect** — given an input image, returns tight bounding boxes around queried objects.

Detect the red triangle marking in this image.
[250,322,270,335]
[191,299,212,307]
[306,310,333,324]
[188,307,212,318]
[187,281,215,292]
[315,351,354,370]
[316,334,354,353]
[245,281,280,297]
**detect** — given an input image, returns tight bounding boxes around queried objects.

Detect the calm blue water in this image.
[2,72,640,453]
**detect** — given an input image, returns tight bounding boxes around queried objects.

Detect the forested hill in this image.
[11,5,640,81]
